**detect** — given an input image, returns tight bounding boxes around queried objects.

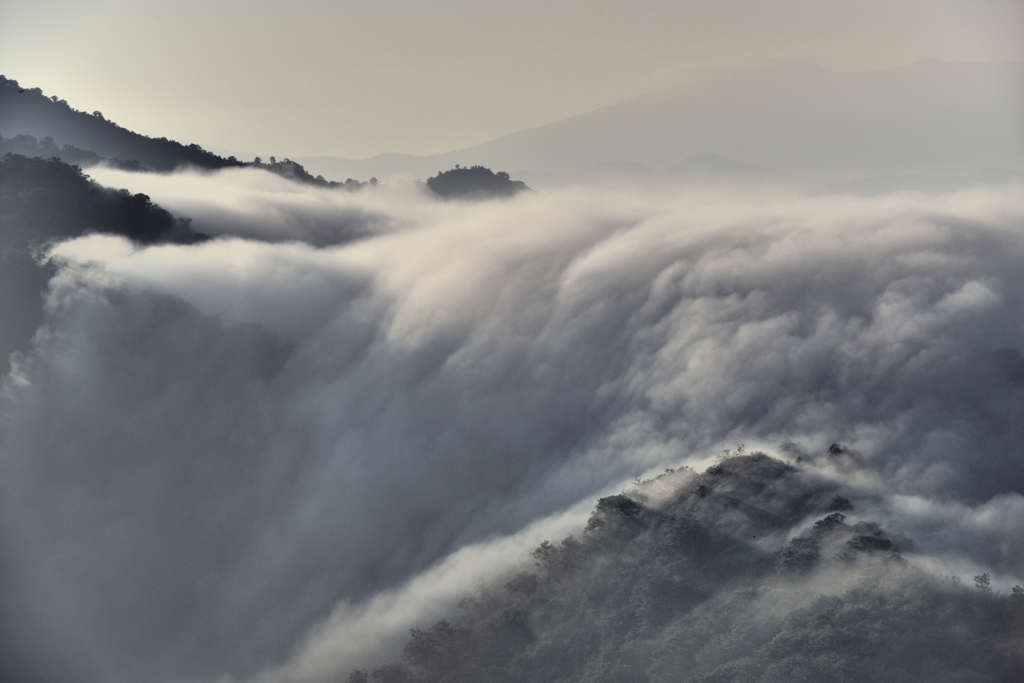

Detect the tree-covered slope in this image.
[351,454,1024,683]
[0,154,202,244]
[0,133,105,167]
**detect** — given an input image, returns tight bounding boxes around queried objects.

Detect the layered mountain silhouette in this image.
[0,76,239,171]
[7,61,1019,189]
[0,76,395,189]
[298,60,1024,186]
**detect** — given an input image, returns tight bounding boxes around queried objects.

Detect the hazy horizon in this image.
[2,1,1024,159]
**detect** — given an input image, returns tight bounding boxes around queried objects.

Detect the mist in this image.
[2,168,1024,683]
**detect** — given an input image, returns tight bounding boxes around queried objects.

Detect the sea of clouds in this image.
[2,167,1024,683]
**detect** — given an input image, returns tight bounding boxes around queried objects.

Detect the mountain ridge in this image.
[0,75,238,172]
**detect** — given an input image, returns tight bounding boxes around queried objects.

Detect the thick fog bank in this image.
[2,172,1024,683]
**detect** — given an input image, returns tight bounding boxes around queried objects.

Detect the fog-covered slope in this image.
[351,454,1024,683]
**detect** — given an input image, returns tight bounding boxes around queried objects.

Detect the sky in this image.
[1,0,1023,158]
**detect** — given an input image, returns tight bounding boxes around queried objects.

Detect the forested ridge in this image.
[0,132,109,168]
[351,453,1024,683]
[0,75,238,172]
[0,154,202,244]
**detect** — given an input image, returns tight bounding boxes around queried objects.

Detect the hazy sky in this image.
[2,1,1023,160]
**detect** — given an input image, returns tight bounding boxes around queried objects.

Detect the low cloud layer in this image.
[2,171,1024,683]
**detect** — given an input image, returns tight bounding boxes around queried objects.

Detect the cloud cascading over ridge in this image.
[2,171,1024,683]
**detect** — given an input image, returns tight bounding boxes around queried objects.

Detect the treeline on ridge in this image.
[1,76,236,172]
[349,453,1024,683]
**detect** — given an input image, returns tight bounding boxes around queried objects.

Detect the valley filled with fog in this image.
[2,2,1024,667]
[3,162,1024,681]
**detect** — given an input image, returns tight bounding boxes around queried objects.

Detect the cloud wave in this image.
[2,171,1024,682]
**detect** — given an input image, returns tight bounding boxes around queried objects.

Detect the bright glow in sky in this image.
[1,0,1022,158]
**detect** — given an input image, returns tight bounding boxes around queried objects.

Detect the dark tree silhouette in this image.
[1,76,381,189]
[0,75,239,172]
[426,165,529,199]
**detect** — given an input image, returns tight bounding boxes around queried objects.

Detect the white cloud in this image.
[4,172,1024,682]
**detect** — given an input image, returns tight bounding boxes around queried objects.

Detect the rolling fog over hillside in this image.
[3,2,1024,682]
[2,161,1024,681]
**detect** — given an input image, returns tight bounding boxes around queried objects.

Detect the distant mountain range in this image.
[296,60,1024,187]
[3,61,1021,190]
